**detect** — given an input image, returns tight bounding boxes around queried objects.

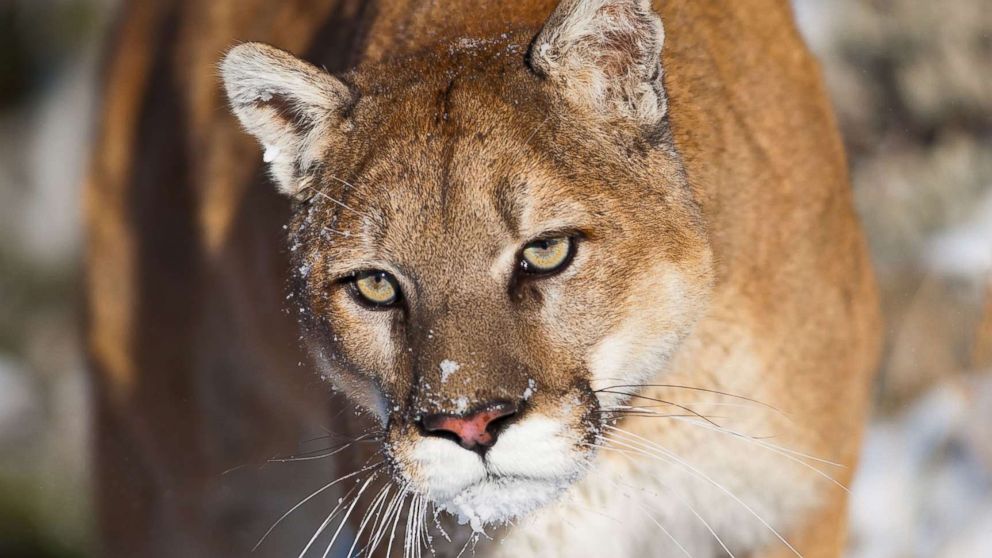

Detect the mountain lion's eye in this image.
[352,271,400,307]
[520,237,574,274]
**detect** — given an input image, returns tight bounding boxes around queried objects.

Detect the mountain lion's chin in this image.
[437,476,576,532]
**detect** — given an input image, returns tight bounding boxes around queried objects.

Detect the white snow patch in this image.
[848,374,992,558]
[441,477,567,534]
[439,359,461,383]
[924,188,992,277]
[522,378,536,400]
[262,144,281,163]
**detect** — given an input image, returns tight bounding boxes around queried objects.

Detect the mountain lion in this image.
[86,0,880,556]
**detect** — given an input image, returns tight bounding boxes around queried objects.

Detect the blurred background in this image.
[0,0,989,556]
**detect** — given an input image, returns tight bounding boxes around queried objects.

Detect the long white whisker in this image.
[254,461,382,551]
[325,174,359,190]
[591,380,780,412]
[603,406,848,492]
[421,494,430,558]
[415,497,427,558]
[606,426,802,557]
[297,483,360,558]
[661,416,849,491]
[409,493,426,558]
[585,442,737,558]
[430,501,451,543]
[320,473,380,558]
[303,185,371,219]
[404,494,418,558]
[346,483,391,557]
[454,532,475,558]
[267,441,358,463]
[367,484,408,555]
[265,432,379,463]
[634,501,695,558]
[385,489,410,558]
[361,487,399,557]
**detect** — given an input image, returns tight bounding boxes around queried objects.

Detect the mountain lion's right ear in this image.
[220,42,354,197]
[530,0,666,126]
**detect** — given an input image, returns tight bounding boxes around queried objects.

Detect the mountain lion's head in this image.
[221,0,712,529]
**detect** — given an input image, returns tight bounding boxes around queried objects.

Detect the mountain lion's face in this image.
[223,0,712,528]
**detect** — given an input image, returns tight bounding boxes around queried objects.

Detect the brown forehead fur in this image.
[286,33,707,411]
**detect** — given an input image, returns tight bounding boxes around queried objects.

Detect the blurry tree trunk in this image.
[84,1,376,555]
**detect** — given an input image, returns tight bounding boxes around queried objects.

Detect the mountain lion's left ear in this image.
[530,0,666,125]
[220,42,355,198]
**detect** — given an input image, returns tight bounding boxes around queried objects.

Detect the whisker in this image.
[605,426,803,557]
[416,494,430,558]
[322,226,353,238]
[523,115,551,146]
[303,185,371,219]
[370,492,403,556]
[591,443,736,558]
[454,532,475,558]
[267,440,365,464]
[346,483,391,557]
[430,501,451,543]
[418,493,433,557]
[659,415,849,490]
[592,382,778,411]
[634,501,695,558]
[320,472,380,558]
[298,429,383,447]
[596,390,723,428]
[385,489,410,558]
[254,460,383,552]
[404,494,417,558]
[365,487,399,557]
[600,405,846,473]
[325,174,360,190]
[594,410,729,421]
[367,483,409,556]
[221,463,250,476]
[297,483,360,558]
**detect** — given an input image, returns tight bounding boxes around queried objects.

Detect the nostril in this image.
[482,404,518,434]
[420,402,520,451]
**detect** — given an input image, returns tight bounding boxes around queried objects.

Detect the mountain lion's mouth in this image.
[389,413,598,528]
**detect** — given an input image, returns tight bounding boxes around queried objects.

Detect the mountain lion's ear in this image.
[220,42,354,197]
[530,0,666,125]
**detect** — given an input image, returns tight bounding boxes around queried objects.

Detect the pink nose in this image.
[421,403,519,451]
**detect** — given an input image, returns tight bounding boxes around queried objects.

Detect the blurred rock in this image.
[849,373,992,558]
[0,356,41,445]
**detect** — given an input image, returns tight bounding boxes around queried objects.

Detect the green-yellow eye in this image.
[520,236,574,274]
[353,271,400,307]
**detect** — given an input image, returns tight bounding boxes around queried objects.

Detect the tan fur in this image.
[87,0,880,556]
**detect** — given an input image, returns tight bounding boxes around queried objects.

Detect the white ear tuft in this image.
[531,0,667,125]
[220,42,353,197]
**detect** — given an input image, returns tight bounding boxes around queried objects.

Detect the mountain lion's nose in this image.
[420,402,520,451]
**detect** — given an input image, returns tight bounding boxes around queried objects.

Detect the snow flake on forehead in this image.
[439,359,461,383]
[523,378,536,400]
